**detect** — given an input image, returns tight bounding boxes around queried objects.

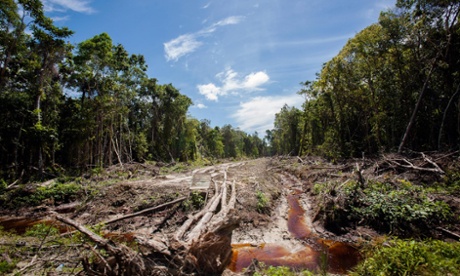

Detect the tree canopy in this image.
[1,0,459,182]
[266,0,460,159]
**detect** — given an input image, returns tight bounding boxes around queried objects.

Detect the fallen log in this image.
[421,153,445,174]
[175,186,222,241]
[186,183,224,242]
[52,164,240,276]
[184,209,240,275]
[54,214,147,276]
[103,196,187,225]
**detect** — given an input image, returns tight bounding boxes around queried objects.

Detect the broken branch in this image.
[103,196,187,225]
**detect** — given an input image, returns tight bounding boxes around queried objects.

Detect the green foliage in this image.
[290,1,460,157]
[355,185,451,233]
[0,259,17,274]
[182,191,205,211]
[1,182,81,208]
[315,180,452,235]
[254,266,295,276]
[266,105,302,156]
[253,264,316,276]
[436,170,460,193]
[352,239,460,276]
[0,179,6,194]
[25,223,59,239]
[256,190,269,213]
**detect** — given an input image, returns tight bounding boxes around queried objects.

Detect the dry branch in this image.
[209,180,237,230]
[54,214,148,276]
[383,154,445,174]
[103,196,187,225]
[221,170,228,209]
[421,153,445,174]
[54,214,118,254]
[186,184,224,242]
[437,227,460,240]
[175,188,222,241]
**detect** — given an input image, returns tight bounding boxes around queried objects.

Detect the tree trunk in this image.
[398,57,438,153]
[438,83,460,150]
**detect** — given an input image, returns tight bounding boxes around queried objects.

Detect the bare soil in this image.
[1,154,459,275]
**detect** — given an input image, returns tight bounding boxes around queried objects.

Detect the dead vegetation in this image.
[1,154,459,275]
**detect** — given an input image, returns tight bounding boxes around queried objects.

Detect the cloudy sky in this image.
[45,0,395,135]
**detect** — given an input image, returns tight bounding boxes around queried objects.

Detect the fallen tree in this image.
[53,166,240,275]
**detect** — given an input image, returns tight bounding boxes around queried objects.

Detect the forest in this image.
[0,0,269,184]
[271,0,460,158]
[0,0,460,275]
[1,0,459,183]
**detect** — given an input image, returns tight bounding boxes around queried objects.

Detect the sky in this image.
[43,0,396,135]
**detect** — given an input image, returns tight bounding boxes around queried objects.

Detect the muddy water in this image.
[287,190,311,239]
[0,217,72,234]
[0,217,135,244]
[229,188,360,274]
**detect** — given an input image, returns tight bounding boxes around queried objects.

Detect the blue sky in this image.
[44,0,395,135]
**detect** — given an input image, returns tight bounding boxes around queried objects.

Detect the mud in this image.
[0,158,363,275]
[229,172,361,274]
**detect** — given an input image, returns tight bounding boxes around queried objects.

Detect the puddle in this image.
[0,217,72,234]
[230,189,361,274]
[320,240,361,274]
[0,217,135,244]
[287,193,311,239]
[229,243,319,272]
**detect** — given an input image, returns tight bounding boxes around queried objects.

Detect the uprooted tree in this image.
[54,166,239,275]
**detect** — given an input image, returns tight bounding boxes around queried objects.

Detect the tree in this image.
[0,0,73,180]
[270,105,302,156]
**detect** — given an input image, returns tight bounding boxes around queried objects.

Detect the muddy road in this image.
[0,158,366,275]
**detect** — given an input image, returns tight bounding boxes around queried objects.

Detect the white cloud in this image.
[243,71,270,89]
[197,83,220,101]
[164,34,203,61]
[214,16,243,27]
[44,0,95,14]
[232,94,303,134]
[164,16,244,62]
[195,103,208,109]
[198,68,269,101]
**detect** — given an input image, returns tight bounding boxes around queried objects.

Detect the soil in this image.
[1,154,459,275]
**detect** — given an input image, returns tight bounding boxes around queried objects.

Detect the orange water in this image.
[229,191,361,274]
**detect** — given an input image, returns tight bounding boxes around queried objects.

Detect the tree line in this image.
[1,0,459,182]
[0,0,267,183]
[268,0,460,159]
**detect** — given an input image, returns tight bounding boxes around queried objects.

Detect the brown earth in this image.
[1,154,459,275]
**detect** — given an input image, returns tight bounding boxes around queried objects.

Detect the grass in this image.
[351,238,460,276]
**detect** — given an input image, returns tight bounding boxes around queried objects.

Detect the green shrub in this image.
[182,191,205,211]
[351,239,460,276]
[256,190,269,213]
[315,180,452,235]
[353,181,451,234]
[1,182,82,208]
